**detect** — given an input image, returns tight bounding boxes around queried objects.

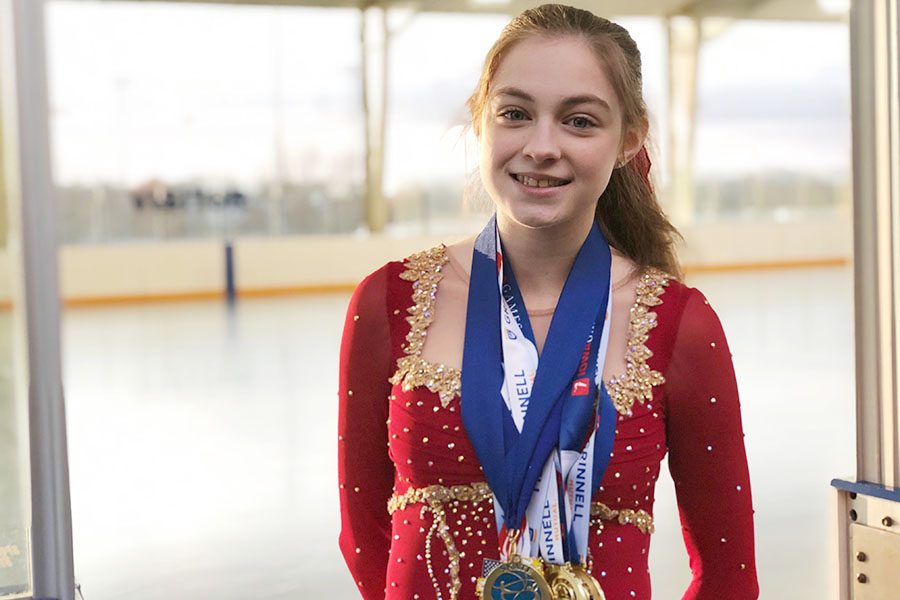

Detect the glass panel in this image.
[0,307,29,599]
[694,20,851,223]
[383,11,503,235]
[0,76,32,600]
[45,1,364,243]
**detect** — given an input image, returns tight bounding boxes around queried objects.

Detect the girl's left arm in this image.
[664,287,759,600]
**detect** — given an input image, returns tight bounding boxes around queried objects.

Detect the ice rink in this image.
[63,265,855,600]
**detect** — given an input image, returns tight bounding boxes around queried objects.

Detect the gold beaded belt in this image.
[388,482,493,513]
[387,483,654,600]
[589,502,656,535]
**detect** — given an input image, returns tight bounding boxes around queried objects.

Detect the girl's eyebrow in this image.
[492,85,612,113]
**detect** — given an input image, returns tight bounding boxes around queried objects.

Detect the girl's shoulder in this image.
[350,243,451,315]
[642,271,733,372]
[650,272,719,331]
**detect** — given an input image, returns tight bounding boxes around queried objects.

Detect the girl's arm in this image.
[337,266,395,598]
[665,287,759,599]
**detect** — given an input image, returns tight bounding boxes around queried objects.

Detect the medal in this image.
[544,563,606,600]
[480,553,605,600]
[481,555,553,600]
[481,530,552,600]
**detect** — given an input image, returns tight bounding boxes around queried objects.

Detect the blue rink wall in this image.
[0,218,851,305]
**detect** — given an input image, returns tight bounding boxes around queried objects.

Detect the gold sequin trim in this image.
[387,482,654,599]
[388,245,461,408]
[606,267,672,415]
[391,355,461,408]
[389,254,672,416]
[590,502,656,534]
[388,482,493,514]
[388,483,491,600]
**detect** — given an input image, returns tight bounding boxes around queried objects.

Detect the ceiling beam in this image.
[118,0,845,21]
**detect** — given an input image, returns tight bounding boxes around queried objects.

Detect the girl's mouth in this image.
[511,173,571,188]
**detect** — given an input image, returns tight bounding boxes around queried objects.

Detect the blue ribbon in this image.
[460,215,617,562]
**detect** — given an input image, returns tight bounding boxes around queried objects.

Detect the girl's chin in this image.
[500,205,568,230]
[500,202,593,229]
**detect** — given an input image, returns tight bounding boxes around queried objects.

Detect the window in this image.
[46,1,364,242]
[694,20,851,222]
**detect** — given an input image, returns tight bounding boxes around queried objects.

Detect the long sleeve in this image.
[664,288,759,599]
[338,266,395,599]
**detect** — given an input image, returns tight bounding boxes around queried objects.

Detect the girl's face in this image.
[479,35,640,232]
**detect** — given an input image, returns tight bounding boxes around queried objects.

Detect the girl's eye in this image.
[500,109,526,121]
[569,116,596,129]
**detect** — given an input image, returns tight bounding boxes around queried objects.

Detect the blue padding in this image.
[225,242,235,304]
[830,478,900,502]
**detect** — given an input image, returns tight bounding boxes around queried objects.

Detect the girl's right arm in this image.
[337,266,396,599]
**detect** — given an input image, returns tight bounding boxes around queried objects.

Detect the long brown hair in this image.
[465,3,683,279]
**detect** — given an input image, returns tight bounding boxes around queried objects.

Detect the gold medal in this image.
[481,530,604,600]
[481,554,553,600]
[482,530,553,600]
[544,562,606,600]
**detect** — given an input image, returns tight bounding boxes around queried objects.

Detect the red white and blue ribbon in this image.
[461,214,617,565]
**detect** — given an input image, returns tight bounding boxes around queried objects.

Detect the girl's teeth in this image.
[516,174,566,188]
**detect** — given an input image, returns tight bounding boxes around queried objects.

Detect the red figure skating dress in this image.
[338,244,759,600]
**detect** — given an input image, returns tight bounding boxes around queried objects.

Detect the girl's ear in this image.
[620,117,649,165]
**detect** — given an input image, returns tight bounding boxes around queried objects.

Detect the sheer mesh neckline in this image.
[445,242,638,302]
[390,244,672,414]
[445,245,557,314]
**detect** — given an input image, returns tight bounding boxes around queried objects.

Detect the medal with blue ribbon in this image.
[462,215,615,600]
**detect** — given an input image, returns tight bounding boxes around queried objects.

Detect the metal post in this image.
[850,0,900,489]
[832,1,900,598]
[0,1,74,598]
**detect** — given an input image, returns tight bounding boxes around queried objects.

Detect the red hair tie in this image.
[628,145,652,192]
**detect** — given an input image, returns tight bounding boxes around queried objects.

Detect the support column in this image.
[360,2,389,234]
[0,1,74,599]
[832,1,900,598]
[665,15,700,225]
[850,0,900,492]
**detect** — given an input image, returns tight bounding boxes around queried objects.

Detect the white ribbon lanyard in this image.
[493,227,613,565]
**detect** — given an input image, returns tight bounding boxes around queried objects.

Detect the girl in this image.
[338,5,758,599]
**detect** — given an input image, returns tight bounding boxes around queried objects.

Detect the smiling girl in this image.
[338,5,759,599]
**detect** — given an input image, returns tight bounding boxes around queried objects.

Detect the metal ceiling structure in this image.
[127,0,846,21]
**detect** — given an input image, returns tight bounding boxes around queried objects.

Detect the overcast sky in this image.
[45,1,850,189]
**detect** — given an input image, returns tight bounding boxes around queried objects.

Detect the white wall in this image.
[0,218,853,304]
[678,219,853,266]
[61,241,225,300]
[233,235,449,291]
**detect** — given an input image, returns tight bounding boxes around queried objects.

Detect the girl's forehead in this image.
[490,37,619,110]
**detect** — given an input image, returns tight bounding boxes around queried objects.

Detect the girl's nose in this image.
[522,122,562,162]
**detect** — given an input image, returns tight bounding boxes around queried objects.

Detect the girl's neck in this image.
[495,211,595,303]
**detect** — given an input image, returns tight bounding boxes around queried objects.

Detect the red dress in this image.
[338,245,759,600]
